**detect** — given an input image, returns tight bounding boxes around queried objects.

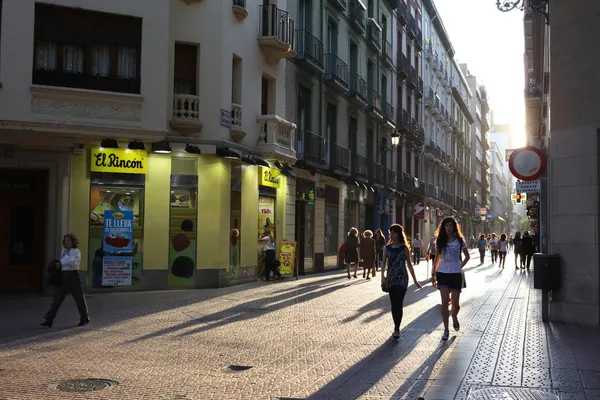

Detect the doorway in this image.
[0,169,48,294]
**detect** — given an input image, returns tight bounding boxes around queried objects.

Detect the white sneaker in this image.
[392,331,400,340]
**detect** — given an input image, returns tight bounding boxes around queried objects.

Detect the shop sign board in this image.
[259,166,281,189]
[103,210,134,253]
[91,148,147,174]
[102,256,133,286]
[516,180,541,193]
[478,208,487,216]
[220,109,231,128]
[279,240,297,276]
[508,146,546,181]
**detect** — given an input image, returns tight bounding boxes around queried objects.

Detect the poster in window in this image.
[102,256,133,286]
[168,190,197,289]
[258,196,275,239]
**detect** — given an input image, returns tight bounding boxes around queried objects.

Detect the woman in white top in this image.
[431,217,470,341]
[261,228,281,281]
[498,233,508,269]
[41,234,90,328]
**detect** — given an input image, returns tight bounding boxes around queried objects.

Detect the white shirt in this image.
[412,239,423,248]
[262,236,275,251]
[60,248,81,271]
[499,240,508,252]
[437,240,463,274]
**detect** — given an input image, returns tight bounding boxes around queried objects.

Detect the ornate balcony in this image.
[414,26,422,51]
[382,38,393,68]
[367,19,382,53]
[416,77,423,98]
[383,101,395,129]
[349,74,368,107]
[367,89,384,120]
[232,0,248,21]
[397,0,407,26]
[354,154,369,181]
[327,0,347,12]
[397,109,411,134]
[397,53,409,80]
[295,29,324,74]
[258,5,296,65]
[170,94,202,136]
[256,115,297,164]
[230,103,245,142]
[407,66,417,90]
[387,169,396,188]
[372,162,384,186]
[332,144,350,174]
[407,14,416,39]
[349,0,366,34]
[324,54,349,92]
[297,129,326,166]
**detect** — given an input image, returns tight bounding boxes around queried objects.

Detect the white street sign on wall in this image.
[516,180,541,193]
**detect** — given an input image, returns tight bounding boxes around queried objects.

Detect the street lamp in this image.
[496,0,549,24]
[391,131,400,147]
[377,131,401,154]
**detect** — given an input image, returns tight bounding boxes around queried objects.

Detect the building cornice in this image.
[422,0,455,57]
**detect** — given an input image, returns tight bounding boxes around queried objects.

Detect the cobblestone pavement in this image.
[0,250,599,400]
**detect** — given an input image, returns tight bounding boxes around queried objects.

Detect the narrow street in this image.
[0,251,599,400]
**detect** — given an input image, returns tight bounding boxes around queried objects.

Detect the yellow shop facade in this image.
[70,146,288,291]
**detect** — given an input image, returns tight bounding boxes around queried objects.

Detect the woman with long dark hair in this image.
[381,224,422,340]
[41,234,90,328]
[374,229,386,272]
[431,217,470,341]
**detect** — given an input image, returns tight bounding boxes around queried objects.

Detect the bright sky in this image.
[432,0,526,148]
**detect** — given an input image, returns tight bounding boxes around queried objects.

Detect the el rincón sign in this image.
[90,148,147,174]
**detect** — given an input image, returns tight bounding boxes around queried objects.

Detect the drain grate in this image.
[468,387,559,400]
[55,378,119,393]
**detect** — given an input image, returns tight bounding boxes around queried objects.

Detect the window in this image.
[174,44,198,95]
[327,18,338,54]
[33,3,142,94]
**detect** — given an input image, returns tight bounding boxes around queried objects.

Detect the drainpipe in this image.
[319,0,324,167]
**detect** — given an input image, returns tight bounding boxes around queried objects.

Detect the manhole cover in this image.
[55,378,119,393]
[468,387,558,400]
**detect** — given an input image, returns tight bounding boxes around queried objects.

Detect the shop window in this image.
[168,157,198,288]
[324,186,339,257]
[258,187,276,277]
[230,164,243,282]
[9,206,34,265]
[89,173,145,289]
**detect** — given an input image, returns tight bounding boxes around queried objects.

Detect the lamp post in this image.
[377,131,401,154]
[496,0,549,24]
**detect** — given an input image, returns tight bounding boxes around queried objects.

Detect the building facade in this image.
[420,0,474,242]
[462,64,492,234]
[489,142,509,233]
[0,0,297,293]
[521,0,600,325]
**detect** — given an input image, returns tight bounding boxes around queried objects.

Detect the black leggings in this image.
[388,285,408,331]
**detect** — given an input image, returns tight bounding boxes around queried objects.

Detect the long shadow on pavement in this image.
[122,276,366,343]
[0,270,352,346]
[303,304,443,399]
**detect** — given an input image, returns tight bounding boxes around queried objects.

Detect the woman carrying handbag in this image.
[381,224,422,340]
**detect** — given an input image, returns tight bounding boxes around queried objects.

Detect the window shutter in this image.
[174,44,198,82]
[34,4,88,44]
[91,12,142,47]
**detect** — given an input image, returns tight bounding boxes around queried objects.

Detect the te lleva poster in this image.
[103,210,134,253]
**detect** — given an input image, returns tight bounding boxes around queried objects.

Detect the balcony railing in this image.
[407,14,416,39]
[414,26,422,50]
[327,0,347,12]
[295,29,324,72]
[383,102,395,125]
[407,66,417,89]
[349,0,366,34]
[397,109,411,133]
[397,53,409,79]
[383,38,393,67]
[349,74,368,106]
[372,163,384,185]
[333,144,350,172]
[416,77,423,98]
[367,89,383,116]
[355,154,369,179]
[231,103,243,131]
[387,169,396,188]
[256,114,297,163]
[171,94,201,135]
[258,5,295,64]
[367,19,382,52]
[397,0,407,25]
[297,129,326,164]
[324,54,349,91]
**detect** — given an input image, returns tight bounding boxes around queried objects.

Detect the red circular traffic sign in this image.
[508,146,547,181]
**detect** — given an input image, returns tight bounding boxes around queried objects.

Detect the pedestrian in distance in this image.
[477,234,487,265]
[360,230,376,279]
[381,224,422,340]
[431,217,470,341]
[411,233,423,265]
[260,228,281,281]
[344,228,360,279]
[498,233,508,269]
[521,231,536,270]
[426,234,437,266]
[513,231,523,269]
[489,233,499,264]
[41,234,90,328]
[374,229,386,272]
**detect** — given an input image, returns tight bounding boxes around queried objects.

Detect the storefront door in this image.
[0,169,47,293]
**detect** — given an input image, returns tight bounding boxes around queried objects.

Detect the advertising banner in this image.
[103,210,134,253]
[102,256,133,286]
[279,241,297,275]
[258,196,275,239]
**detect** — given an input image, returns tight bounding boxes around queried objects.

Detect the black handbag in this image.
[46,259,62,287]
